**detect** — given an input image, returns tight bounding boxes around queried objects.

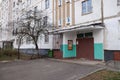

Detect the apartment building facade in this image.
[0,0,120,61]
[12,0,54,55]
[0,0,13,48]
[0,3,2,47]
[52,0,120,61]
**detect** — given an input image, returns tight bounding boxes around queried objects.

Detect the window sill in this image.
[82,11,93,16]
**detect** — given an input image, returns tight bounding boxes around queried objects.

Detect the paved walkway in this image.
[49,58,120,72]
[0,59,103,80]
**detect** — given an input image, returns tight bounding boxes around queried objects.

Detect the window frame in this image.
[82,0,92,15]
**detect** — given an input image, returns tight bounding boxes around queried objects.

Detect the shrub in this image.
[0,50,4,57]
[1,49,18,57]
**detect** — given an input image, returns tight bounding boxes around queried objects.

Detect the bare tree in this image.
[16,9,51,58]
[16,34,25,59]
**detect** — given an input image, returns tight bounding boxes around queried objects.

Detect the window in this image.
[58,19,62,27]
[77,33,84,38]
[27,0,31,5]
[12,28,17,36]
[16,38,23,45]
[34,6,37,11]
[85,32,93,38]
[82,0,92,14]
[34,6,38,13]
[45,0,49,9]
[45,34,49,43]
[13,2,15,7]
[43,16,48,26]
[18,0,22,3]
[39,18,42,26]
[66,17,70,24]
[16,39,19,45]
[58,0,62,6]
[66,1,70,25]
[118,0,120,6]
[26,36,32,44]
[77,32,93,38]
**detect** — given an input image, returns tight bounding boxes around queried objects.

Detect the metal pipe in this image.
[101,0,104,24]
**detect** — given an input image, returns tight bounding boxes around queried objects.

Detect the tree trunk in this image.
[17,38,22,59]
[18,45,20,59]
[35,42,40,57]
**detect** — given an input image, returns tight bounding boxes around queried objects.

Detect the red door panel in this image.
[76,38,94,60]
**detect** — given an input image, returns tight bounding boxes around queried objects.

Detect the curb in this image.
[0,60,11,63]
[0,59,23,63]
[48,58,105,66]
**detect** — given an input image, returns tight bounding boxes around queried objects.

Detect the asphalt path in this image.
[0,59,102,80]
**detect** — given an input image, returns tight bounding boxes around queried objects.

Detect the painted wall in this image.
[75,0,102,25]
[63,31,77,44]
[39,35,53,49]
[74,0,120,25]
[93,29,104,60]
[104,17,120,50]
[62,29,104,60]
[94,43,104,60]
[61,27,105,59]
[13,0,54,50]
[62,31,77,58]
[103,0,120,18]
[62,44,76,58]
[14,35,53,50]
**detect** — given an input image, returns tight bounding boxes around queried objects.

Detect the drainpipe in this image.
[101,0,104,24]
[101,0,105,62]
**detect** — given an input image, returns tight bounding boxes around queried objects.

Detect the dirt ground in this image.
[80,70,120,80]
